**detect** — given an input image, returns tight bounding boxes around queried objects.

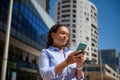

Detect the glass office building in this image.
[99,49,120,74]
[0,0,54,80]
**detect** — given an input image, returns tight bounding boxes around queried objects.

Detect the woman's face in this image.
[51,26,69,47]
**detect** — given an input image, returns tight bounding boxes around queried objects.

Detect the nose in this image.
[64,33,68,38]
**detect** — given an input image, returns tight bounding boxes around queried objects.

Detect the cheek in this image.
[66,36,69,40]
[56,34,62,39]
[53,36,60,42]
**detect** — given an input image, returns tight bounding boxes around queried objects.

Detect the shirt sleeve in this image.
[38,49,57,80]
[67,64,84,80]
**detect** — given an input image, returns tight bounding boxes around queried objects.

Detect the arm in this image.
[55,51,77,75]
[39,50,60,80]
[76,66,84,79]
[75,51,86,79]
[55,60,68,75]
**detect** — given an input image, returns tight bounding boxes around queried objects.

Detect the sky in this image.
[49,0,120,52]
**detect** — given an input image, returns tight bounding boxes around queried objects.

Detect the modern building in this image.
[83,63,120,80]
[54,0,98,64]
[82,49,120,80]
[36,0,51,13]
[0,0,54,80]
[99,49,120,74]
[119,53,120,74]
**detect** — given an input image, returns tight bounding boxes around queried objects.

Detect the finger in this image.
[75,54,83,58]
[71,51,78,56]
[82,51,87,55]
[77,50,83,53]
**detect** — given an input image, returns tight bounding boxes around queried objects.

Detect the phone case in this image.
[76,42,87,51]
[76,42,87,56]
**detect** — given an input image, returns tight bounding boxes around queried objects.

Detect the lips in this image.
[61,39,67,43]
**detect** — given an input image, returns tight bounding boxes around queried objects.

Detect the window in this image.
[86,17,89,21]
[73,10,76,13]
[72,34,76,38]
[73,15,76,18]
[72,24,76,28]
[73,19,76,23]
[73,5,76,8]
[72,29,76,33]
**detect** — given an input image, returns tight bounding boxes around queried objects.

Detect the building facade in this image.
[54,0,98,64]
[83,64,120,80]
[99,49,120,74]
[119,53,120,74]
[36,0,51,13]
[0,0,54,80]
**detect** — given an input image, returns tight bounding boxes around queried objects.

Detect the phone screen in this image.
[76,42,87,55]
[76,42,87,51]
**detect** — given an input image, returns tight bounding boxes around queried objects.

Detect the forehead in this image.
[57,26,69,33]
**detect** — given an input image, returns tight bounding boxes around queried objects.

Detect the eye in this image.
[66,33,69,37]
[60,31,69,37]
[60,31,65,35]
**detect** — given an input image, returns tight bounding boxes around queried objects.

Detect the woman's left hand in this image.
[75,50,86,67]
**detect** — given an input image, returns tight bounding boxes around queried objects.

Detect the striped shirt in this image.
[38,46,84,80]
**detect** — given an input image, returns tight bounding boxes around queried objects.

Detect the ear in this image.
[51,32,55,38]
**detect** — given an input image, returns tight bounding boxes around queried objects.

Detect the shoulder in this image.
[40,47,54,56]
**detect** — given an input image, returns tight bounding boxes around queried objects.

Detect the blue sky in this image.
[49,0,120,52]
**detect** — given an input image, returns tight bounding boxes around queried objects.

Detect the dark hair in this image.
[46,24,70,48]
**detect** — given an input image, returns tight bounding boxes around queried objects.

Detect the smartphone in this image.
[76,42,87,55]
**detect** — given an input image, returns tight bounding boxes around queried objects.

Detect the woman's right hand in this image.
[65,51,78,65]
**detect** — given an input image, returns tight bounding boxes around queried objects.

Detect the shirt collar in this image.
[48,46,69,52]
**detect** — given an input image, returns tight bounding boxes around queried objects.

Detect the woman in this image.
[39,24,86,80]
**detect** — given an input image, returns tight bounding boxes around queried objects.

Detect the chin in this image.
[60,42,67,46]
[62,44,67,47]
